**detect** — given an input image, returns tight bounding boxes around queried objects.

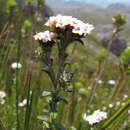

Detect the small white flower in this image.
[122,102,126,106]
[18,99,27,107]
[11,62,22,69]
[128,110,130,114]
[22,99,27,105]
[123,94,128,100]
[98,80,102,84]
[0,91,6,105]
[0,91,6,98]
[0,99,5,105]
[30,91,32,95]
[88,86,92,90]
[77,97,82,102]
[18,102,24,107]
[70,126,77,130]
[83,110,107,125]
[109,103,113,108]
[116,101,120,107]
[103,106,106,111]
[42,91,51,97]
[108,80,115,85]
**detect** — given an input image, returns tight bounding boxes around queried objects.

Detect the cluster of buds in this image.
[112,13,126,33]
[60,71,73,91]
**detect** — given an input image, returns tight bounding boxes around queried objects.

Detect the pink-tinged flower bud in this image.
[33,31,56,47]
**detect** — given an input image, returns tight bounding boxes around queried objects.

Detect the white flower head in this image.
[33,31,56,45]
[108,80,115,85]
[83,110,107,125]
[11,62,22,69]
[45,14,94,36]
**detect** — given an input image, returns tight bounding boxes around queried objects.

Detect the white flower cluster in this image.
[45,14,94,36]
[11,62,22,69]
[33,31,56,43]
[0,91,6,105]
[83,110,107,125]
[18,99,27,107]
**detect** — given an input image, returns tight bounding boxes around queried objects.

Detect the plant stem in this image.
[0,120,6,130]
[86,26,118,107]
[106,65,124,107]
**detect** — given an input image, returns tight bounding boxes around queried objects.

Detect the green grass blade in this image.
[102,99,130,130]
[24,74,33,130]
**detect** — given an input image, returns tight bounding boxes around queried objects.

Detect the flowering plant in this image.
[34,14,94,129]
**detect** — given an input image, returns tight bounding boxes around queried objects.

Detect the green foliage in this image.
[55,123,66,130]
[6,0,17,13]
[74,82,83,91]
[120,47,130,74]
[21,19,32,37]
[37,0,45,9]
[97,48,107,62]
[112,13,126,27]
[102,99,130,130]
[25,0,45,8]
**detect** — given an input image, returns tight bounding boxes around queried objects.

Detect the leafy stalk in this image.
[24,74,33,130]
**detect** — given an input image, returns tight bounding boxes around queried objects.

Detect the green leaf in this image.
[37,115,48,121]
[57,96,68,104]
[120,47,130,74]
[41,67,50,74]
[43,121,50,129]
[55,123,65,130]
[75,82,83,91]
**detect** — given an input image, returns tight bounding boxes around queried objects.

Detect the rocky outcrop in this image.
[97,31,127,57]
